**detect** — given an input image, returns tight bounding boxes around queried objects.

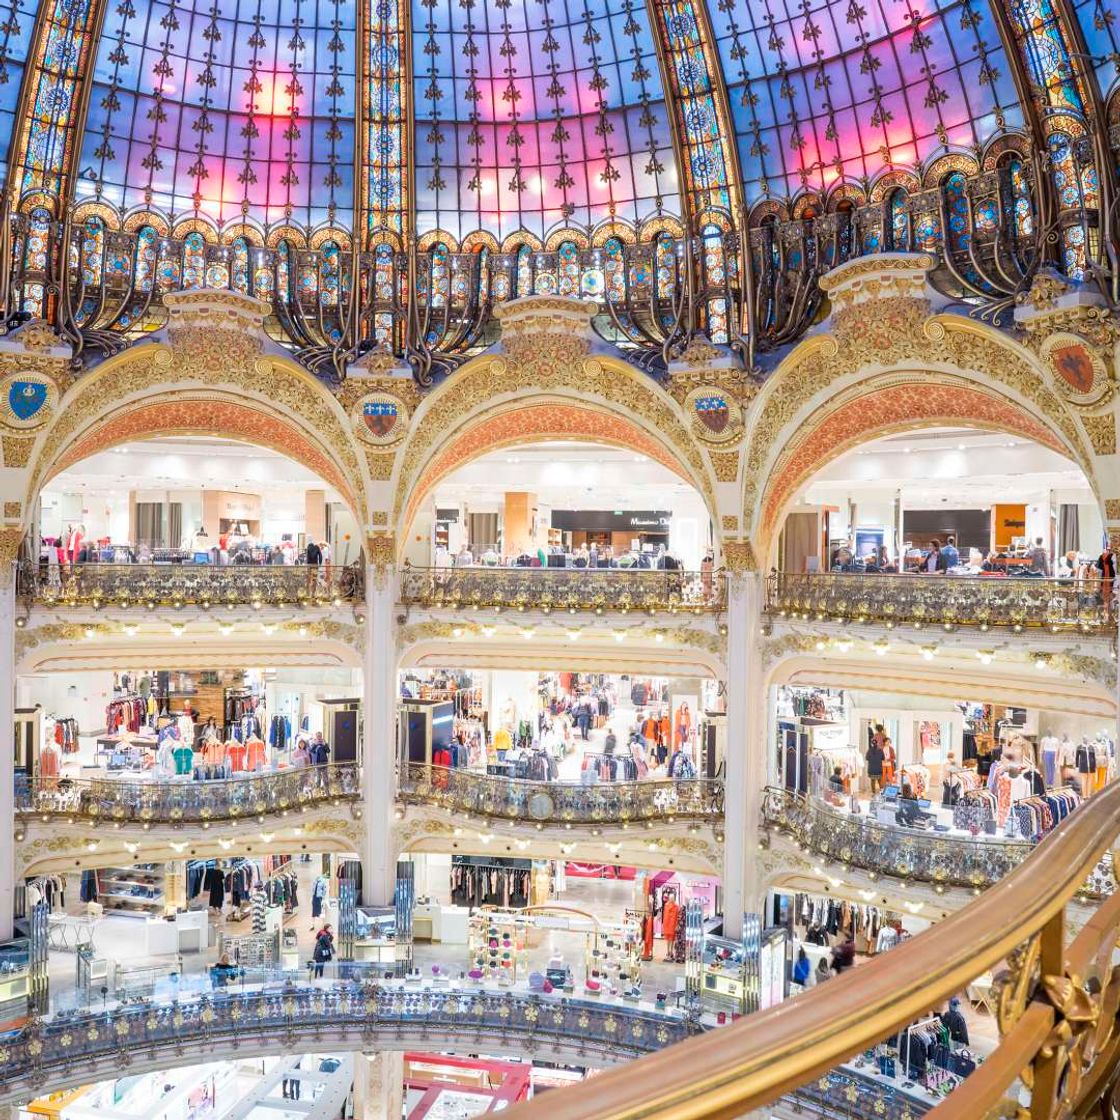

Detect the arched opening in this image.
[773,426,1097,576]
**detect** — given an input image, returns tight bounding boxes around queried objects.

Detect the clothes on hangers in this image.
[53,717,80,754]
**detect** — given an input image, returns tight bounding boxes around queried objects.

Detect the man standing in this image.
[1030,536,1051,576]
[940,535,959,569]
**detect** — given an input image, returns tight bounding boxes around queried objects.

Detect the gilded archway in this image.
[390,296,722,558]
[22,293,369,530]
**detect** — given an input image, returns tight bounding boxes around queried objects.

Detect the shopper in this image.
[895,783,929,827]
[941,536,960,569]
[866,730,885,793]
[312,924,335,978]
[604,728,617,756]
[831,938,856,973]
[922,540,944,573]
[792,947,811,987]
[211,952,239,987]
[305,538,323,592]
[309,732,330,767]
[1030,536,1051,577]
[815,957,832,984]
[292,738,311,768]
[667,744,696,779]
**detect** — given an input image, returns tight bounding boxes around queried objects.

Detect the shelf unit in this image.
[96,864,165,918]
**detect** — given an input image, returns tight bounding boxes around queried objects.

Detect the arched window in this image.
[888,189,910,251]
[253,254,274,301]
[942,172,971,257]
[515,245,533,297]
[134,226,158,292]
[183,231,206,289]
[230,237,250,294]
[80,217,105,287]
[476,247,491,304]
[557,241,579,296]
[373,242,395,345]
[654,235,675,302]
[320,241,341,307]
[1048,133,1087,277]
[276,240,292,303]
[1007,158,1034,240]
[533,250,557,295]
[702,224,728,344]
[21,207,51,317]
[604,237,625,303]
[429,243,449,308]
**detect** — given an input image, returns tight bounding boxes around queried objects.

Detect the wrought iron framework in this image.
[764,570,1111,634]
[400,565,725,614]
[16,562,365,609]
[399,763,724,825]
[17,763,360,825]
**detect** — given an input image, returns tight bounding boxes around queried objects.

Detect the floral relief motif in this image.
[1082,413,1116,456]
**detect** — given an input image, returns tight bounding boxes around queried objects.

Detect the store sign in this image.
[551,510,671,533]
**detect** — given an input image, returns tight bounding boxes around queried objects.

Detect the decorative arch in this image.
[740,255,1095,557]
[23,314,367,531]
[759,374,1072,539]
[390,320,720,557]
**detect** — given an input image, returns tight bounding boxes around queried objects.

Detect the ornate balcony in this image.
[398,764,724,826]
[765,571,1110,635]
[0,980,692,1103]
[17,563,365,610]
[16,764,360,825]
[762,786,1115,898]
[399,567,726,615]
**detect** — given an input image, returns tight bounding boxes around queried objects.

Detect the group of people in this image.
[437,542,690,571]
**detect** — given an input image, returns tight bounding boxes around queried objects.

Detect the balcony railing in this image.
[765,570,1110,634]
[761,786,1115,899]
[398,763,724,826]
[16,764,360,824]
[0,979,692,1104]
[496,779,1120,1120]
[17,562,364,609]
[399,567,726,614]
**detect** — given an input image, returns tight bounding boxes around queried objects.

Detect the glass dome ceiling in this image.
[3,0,1115,244]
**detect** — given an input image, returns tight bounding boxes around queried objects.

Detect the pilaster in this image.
[722,568,764,939]
[352,1051,404,1120]
[362,560,398,906]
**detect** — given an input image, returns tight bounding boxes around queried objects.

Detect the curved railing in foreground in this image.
[16,764,360,824]
[400,566,726,614]
[17,562,364,608]
[499,779,1120,1120]
[398,764,724,826]
[762,785,1115,898]
[765,570,1109,634]
[0,981,689,1103]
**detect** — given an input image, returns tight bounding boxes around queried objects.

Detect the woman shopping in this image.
[312,923,335,978]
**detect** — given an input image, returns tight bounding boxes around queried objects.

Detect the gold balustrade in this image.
[399,566,726,614]
[498,780,1120,1119]
[766,570,1110,634]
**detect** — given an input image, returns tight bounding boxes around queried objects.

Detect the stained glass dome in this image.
[0,0,1116,374]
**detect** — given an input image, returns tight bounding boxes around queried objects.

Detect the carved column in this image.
[721,545,765,940]
[362,540,398,906]
[352,1051,404,1120]
[0,558,14,940]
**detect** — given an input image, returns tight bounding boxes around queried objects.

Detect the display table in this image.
[143,910,209,955]
[414,902,470,944]
[354,938,397,964]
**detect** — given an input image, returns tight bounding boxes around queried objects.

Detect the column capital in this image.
[365,533,397,590]
[721,539,758,575]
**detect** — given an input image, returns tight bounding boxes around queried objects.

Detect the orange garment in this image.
[202,739,226,765]
[658,716,671,746]
[227,741,248,772]
[661,899,681,942]
[245,737,267,772]
[641,718,659,742]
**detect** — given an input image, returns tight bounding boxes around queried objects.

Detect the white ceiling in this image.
[46,437,341,502]
[802,427,1092,507]
[432,440,698,509]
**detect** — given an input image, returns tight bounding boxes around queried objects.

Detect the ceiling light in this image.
[520,627,535,640]
[567,629,581,641]
[920,645,937,661]
[976,650,994,665]
[873,639,889,656]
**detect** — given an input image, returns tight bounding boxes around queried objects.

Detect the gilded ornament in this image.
[1082,413,1116,456]
[683,386,744,445]
[722,540,757,573]
[352,392,409,446]
[365,450,395,480]
[709,451,740,482]
[721,515,738,531]
[0,372,58,430]
[3,435,32,468]
[1039,332,1112,406]
[3,502,20,520]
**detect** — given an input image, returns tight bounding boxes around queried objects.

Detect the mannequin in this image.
[65,524,84,568]
[1040,731,1059,788]
[1060,734,1077,782]
[660,889,681,947]
[674,702,692,749]
[1098,546,1116,617]
[1076,737,1096,797]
